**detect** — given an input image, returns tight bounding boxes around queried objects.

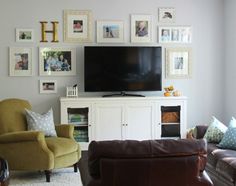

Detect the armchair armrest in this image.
[0,131,44,143]
[187,125,208,140]
[55,124,74,139]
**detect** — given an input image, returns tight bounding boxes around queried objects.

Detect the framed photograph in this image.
[166,48,192,78]
[9,47,33,76]
[97,20,124,43]
[159,26,192,43]
[131,14,152,43]
[39,80,57,94]
[16,29,34,42]
[158,8,175,23]
[39,47,76,76]
[64,10,92,42]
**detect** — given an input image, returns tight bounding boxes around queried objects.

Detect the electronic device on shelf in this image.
[84,46,162,97]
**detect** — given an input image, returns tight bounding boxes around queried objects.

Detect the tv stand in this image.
[102,92,145,97]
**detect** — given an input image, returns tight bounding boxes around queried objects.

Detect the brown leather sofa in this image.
[87,139,213,186]
[193,125,236,186]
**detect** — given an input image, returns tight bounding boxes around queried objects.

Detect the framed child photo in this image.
[159,26,192,44]
[64,10,93,43]
[39,47,76,76]
[97,20,124,43]
[131,14,152,43]
[39,80,57,94]
[16,29,34,42]
[166,48,192,79]
[9,47,33,76]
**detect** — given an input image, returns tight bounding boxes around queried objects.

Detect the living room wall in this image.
[224,0,236,123]
[0,0,224,127]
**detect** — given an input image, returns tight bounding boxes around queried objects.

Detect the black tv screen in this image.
[84,46,162,92]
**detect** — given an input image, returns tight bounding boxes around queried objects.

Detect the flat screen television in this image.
[84,46,162,94]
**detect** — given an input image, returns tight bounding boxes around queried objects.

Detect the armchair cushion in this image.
[25,108,57,137]
[46,137,78,157]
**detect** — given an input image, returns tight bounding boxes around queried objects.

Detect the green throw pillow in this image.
[25,108,57,137]
[218,117,236,150]
[203,116,227,143]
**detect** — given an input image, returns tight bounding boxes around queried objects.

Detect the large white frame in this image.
[39,47,76,76]
[64,10,92,43]
[96,20,124,43]
[159,26,192,43]
[131,14,152,43]
[166,48,192,79]
[9,47,33,76]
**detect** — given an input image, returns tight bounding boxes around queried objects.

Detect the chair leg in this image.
[45,170,51,182]
[74,162,78,172]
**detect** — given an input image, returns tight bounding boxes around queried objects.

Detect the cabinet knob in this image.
[88,124,91,127]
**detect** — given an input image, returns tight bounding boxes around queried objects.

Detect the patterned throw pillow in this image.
[203,116,227,143]
[25,108,57,137]
[218,117,236,150]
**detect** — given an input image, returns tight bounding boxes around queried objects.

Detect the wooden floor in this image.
[78,151,91,186]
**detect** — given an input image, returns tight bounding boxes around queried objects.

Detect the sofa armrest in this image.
[55,124,74,139]
[0,131,45,143]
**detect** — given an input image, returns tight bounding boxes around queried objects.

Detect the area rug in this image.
[9,168,83,186]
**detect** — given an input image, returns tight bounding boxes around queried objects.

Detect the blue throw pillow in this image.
[218,117,236,150]
[218,127,236,150]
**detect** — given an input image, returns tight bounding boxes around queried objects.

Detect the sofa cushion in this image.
[209,148,236,183]
[207,143,219,168]
[25,108,57,137]
[46,137,78,157]
[204,116,227,143]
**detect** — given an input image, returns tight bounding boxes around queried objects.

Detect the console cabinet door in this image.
[95,103,125,141]
[125,102,155,140]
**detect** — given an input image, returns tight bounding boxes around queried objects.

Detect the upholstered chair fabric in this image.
[0,98,81,182]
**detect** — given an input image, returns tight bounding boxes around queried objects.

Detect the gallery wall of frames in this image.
[10,7,192,94]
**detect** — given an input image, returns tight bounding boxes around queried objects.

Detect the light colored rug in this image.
[9,168,83,186]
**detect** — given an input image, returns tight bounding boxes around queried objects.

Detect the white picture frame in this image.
[158,8,176,23]
[39,80,57,94]
[64,10,92,43]
[131,14,152,43]
[39,47,76,76]
[16,29,34,42]
[97,20,124,43]
[166,48,192,78]
[159,26,192,43]
[9,47,33,76]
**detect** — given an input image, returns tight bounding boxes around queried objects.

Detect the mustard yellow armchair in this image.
[0,98,81,182]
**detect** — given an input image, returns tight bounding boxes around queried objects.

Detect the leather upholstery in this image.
[88,139,213,186]
[195,125,236,186]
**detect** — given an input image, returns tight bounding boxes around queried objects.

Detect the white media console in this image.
[60,96,187,150]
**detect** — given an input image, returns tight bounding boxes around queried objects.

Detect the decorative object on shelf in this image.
[40,21,59,42]
[96,20,124,43]
[16,28,34,42]
[158,26,192,43]
[9,47,33,76]
[173,90,182,97]
[166,47,192,78]
[64,10,92,43]
[164,85,174,97]
[39,47,76,76]
[39,80,57,94]
[131,14,152,43]
[158,7,175,23]
[66,85,78,97]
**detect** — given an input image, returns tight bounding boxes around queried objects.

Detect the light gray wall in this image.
[224,0,236,123]
[0,0,224,127]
